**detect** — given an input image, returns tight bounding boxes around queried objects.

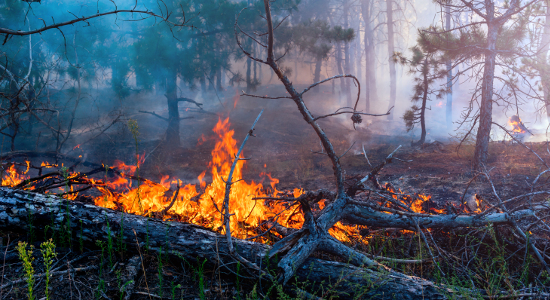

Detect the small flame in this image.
[508,115,526,134]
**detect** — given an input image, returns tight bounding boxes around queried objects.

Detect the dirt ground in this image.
[2,84,549,299]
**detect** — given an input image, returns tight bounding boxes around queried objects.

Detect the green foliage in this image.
[171,282,181,300]
[16,241,35,300]
[395,36,446,139]
[40,239,57,300]
[105,215,114,268]
[419,9,530,63]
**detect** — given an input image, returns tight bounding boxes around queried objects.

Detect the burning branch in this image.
[220,109,271,277]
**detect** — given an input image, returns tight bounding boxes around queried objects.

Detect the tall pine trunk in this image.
[343,0,352,106]
[216,67,223,91]
[386,0,396,120]
[414,58,429,147]
[314,56,322,84]
[473,3,497,171]
[336,42,346,102]
[362,0,377,113]
[445,5,453,131]
[540,0,550,120]
[165,72,180,146]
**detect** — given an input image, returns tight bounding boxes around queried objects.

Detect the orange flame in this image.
[508,116,526,134]
[91,117,306,240]
[1,117,477,244]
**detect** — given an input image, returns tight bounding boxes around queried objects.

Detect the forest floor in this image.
[1,85,549,299]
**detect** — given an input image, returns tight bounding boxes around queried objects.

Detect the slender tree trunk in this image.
[355,19,362,84]
[209,69,216,91]
[473,5,497,171]
[344,0,352,106]
[254,46,258,85]
[362,0,377,113]
[165,72,180,146]
[200,73,207,94]
[216,67,223,91]
[58,30,82,153]
[445,5,453,131]
[294,59,298,83]
[336,43,345,102]
[8,82,18,151]
[386,0,396,120]
[314,57,322,85]
[540,0,550,120]
[246,40,253,92]
[414,58,429,146]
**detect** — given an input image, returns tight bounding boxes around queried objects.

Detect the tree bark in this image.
[336,42,346,102]
[445,4,453,131]
[413,58,429,147]
[0,187,453,299]
[473,3,498,171]
[165,72,180,146]
[362,0,377,113]
[313,56,322,84]
[343,0,352,106]
[216,66,223,91]
[539,0,550,120]
[386,0,396,120]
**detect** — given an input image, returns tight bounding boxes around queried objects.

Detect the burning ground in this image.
[0,86,549,299]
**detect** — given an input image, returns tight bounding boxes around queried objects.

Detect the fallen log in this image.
[0,187,451,299]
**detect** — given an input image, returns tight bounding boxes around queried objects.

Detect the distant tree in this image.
[423,0,536,170]
[394,40,446,146]
[291,20,351,85]
[330,25,355,103]
[0,0,188,152]
[521,0,550,121]
[360,0,378,113]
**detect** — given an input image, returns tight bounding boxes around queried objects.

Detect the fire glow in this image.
[0,117,480,243]
[508,115,527,134]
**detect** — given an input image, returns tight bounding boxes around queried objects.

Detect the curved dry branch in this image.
[0,9,189,38]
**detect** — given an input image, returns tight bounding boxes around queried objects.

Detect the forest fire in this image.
[0,117,483,243]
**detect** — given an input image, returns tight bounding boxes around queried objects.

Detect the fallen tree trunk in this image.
[0,187,451,299]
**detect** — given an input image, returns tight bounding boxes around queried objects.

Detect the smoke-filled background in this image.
[1,0,548,179]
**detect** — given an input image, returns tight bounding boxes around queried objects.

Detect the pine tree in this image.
[395,40,446,146]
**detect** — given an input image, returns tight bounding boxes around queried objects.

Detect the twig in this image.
[0,265,97,290]
[220,109,272,279]
[138,111,168,122]
[362,145,372,168]
[413,219,445,276]
[160,181,181,215]
[134,291,161,299]
[481,167,550,275]
[241,91,292,100]
[132,229,152,300]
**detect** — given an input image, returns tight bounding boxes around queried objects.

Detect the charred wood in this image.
[0,187,453,299]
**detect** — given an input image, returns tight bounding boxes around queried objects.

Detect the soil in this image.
[1,84,549,299]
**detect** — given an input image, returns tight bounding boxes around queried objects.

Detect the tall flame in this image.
[1,117,476,244]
